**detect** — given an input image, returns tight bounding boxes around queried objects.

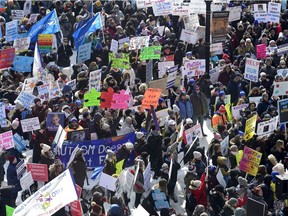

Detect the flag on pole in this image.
[32,43,44,79]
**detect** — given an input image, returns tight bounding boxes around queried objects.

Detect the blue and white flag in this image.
[166,65,178,89]
[27,9,60,42]
[72,13,102,50]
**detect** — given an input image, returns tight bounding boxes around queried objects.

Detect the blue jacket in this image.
[177,99,193,120]
[7,163,19,186]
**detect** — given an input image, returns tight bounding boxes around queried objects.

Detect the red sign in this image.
[70,184,83,216]
[26,163,48,182]
[0,48,15,69]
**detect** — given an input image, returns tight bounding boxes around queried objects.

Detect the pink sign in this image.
[0,131,14,150]
[111,90,130,109]
[256,44,266,59]
[26,163,49,182]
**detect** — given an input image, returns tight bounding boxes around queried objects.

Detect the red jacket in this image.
[191,173,207,207]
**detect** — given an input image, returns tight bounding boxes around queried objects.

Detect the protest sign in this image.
[13,37,30,54]
[209,67,220,84]
[140,46,161,60]
[278,99,288,124]
[232,104,249,120]
[70,200,82,216]
[13,133,28,153]
[38,34,53,54]
[49,81,62,99]
[184,124,203,145]
[136,0,154,9]
[0,131,14,150]
[0,0,5,11]
[277,68,288,77]
[37,83,50,102]
[244,115,257,141]
[5,20,18,42]
[26,163,49,182]
[180,29,198,44]
[244,58,260,82]
[111,90,130,109]
[20,171,34,190]
[56,133,136,168]
[0,102,7,128]
[190,0,206,14]
[67,79,76,91]
[158,61,174,78]
[256,116,278,138]
[54,125,66,150]
[183,59,206,78]
[28,13,38,24]
[277,43,288,56]
[16,159,26,179]
[172,2,190,16]
[267,2,281,23]
[110,39,118,53]
[254,4,267,23]
[146,60,153,84]
[227,6,241,22]
[211,11,229,43]
[6,205,14,216]
[118,37,130,49]
[148,78,168,95]
[12,56,34,72]
[21,117,41,132]
[77,42,92,63]
[239,146,262,176]
[84,88,101,107]
[13,169,78,216]
[273,81,288,96]
[152,0,173,16]
[166,66,178,90]
[210,43,223,55]
[132,205,149,216]
[143,162,152,192]
[183,13,199,31]
[89,70,102,91]
[22,77,38,94]
[109,52,130,69]
[220,136,229,156]
[11,10,24,21]
[23,0,31,15]
[247,198,265,216]
[249,96,262,107]
[99,172,117,191]
[256,44,266,59]
[129,36,149,50]
[216,169,227,189]
[46,112,65,132]
[0,48,15,69]
[142,88,162,110]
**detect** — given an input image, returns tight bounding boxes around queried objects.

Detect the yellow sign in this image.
[244,115,257,141]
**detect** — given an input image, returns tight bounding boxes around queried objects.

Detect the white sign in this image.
[220,135,229,156]
[244,58,260,82]
[216,168,227,188]
[158,61,174,78]
[89,70,102,91]
[54,125,66,150]
[254,4,267,23]
[166,66,178,89]
[129,36,150,50]
[267,2,281,23]
[184,124,203,144]
[227,6,242,22]
[110,39,118,53]
[172,2,191,16]
[37,83,50,103]
[249,96,262,107]
[210,43,223,55]
[143,162,152,191]
[0,102,7,128]
[20,117,41,132]
[152,0,173,16]
[13,169,78,216]
[14,37,30,54]
[182,59,206,78]
[49,81,62,99]
[5,20,18,42]
[256,116,278,137]
[277,69,288,77]
[190,0,206,14]
[77,42,92,63]
[16,91,36,110]
[180,29,198,44]
[232,104,249,120]
[20,171,34,190]
[273,81,288,96]
[183,13,199,31]
[132,205,149,216]
[118,37,130,49]
[11,10,24,21]
[99,172,117,191]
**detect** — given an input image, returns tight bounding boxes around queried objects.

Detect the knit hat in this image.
[82,112,89,119]
[102,123,110,131]
[172,104,180,113]
[188,164,196,173]
[238,176,248,187]
[228,197,238,206]
[7,155,15,163]
[193,205,205,214]
[69,117,78,123]
[108,204,121,216]
[168,120,176,126]
[189,180,202,190]
[136,131,144,139]
[234,207,246,216]
[15,101,24,110]
[214,132,222,141]
[186,118,193,125]
[158,97,164,105]
[218,105,226,113]
[218,90,225,97]
[125,142,134,150]
[40,143,51,153]
[193,151,202,159]
[106,149,115,158]
[239,91,245,97]
[11,118,20,129]
[162,163,169,170]
[208,165,217,174]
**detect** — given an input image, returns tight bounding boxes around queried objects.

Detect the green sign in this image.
[140,46,162,60]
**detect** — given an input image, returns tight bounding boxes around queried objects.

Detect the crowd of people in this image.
[0,0,288,215]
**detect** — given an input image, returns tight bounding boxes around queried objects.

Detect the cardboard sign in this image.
[158,61,174,78]
[13,56,34,72]
[21,117,41,133]
[183,59,205,78]
[227,6,242,22]
[20,172,34,190]
[77,42,92,63]
[256,44,266,59]
[278,99,288,124]
[267,2,281,23]
[244,115,257,141]
[256,116,278,138]
[26,163,49,182]
[146,60,153,84]
[11,10,24,20]
[38,34,53,54]
[244,58,260,82]
[99,172,117,191]
[0,48,15,69]
[5,20,18,42]
[0,131,14,150]
[142,88,162,110]
[129,36,149,50]
[232,104,249,120]
[140,46,162,60]
[239,146,262,176]
[220,135,229,156]
[13,37,30,54]
[180,29,198,44]
[89,70,102,91]
[273,81,288,96]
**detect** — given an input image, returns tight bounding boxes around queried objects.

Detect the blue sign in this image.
[13,133,27,153]
[13,56,34,72]
[55,133,136,168]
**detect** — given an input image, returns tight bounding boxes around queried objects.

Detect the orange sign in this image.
[141,88,162,110]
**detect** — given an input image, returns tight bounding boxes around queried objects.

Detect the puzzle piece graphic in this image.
[84,88,101,107]
[111,90,130,109]
[100,87,114,108]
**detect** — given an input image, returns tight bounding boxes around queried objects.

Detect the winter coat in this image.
[219,204,235,216]
[257,99,270,117]
[57,44,73,67]
[190,173,207,207]
[194,159,206,178]
[103,159,116,176]
[131,169,145,194]
[209,191,225,215]
[71,159,87,188]
[228,153,237,169]
[190,92,208,117]
[7,163,19,186]
[177,98,193,120]
[0,153,5,182]
[227,80,241,105]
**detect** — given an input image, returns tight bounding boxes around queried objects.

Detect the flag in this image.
[27,9,60,42]
[6,205,14,216]
[32,43,44,79]
[72,13,102,50]
[13,169,78,216]
[115,159,125,175]
[91,166,104,180]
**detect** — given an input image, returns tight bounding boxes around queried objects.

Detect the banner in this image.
[0,131,14,150]
[77,42,92,63]
[244,115,257,141]
[38,34,53,54]
[13,37,30,54]
[129,36,149,50]
[109,52,130,69]
[244,58,260,82]
[239,146,262,176]
[278,99,288,124]
[6,20,18,42]
[141,88,162,110]
[182,59,205,78]
[11,10,24,21]
[256,116,278,138]
[180,29,198,44]
[139,46,162,60]
[89,70,102,91]
[55,133,136,168]
[267,2,281,23]
[256,44,266,59]
[211,11,229,43]
[26,163,49,182]
[15,91,37,110]
[0,48,15,69]
[20,117,41,132]
[273,81,288,96]
[146,60,153,84]
[13,169,78,216]
[12,56,34,73]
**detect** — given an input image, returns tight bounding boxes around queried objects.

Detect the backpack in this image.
[185,191,197,212]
